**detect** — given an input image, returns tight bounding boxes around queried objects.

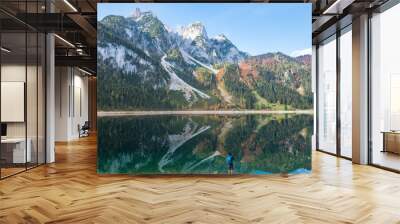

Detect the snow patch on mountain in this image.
[225,48,242,63]
[98,44,137,73]
[212,34,228,42]
[161,55,210,100]
[129,10,248,65]
[180,49,218,74]
[125,28,134,38]
[180,48,197,66]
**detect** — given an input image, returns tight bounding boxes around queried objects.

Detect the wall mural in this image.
[97,3,313,174]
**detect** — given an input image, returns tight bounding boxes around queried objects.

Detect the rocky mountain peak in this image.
[132,8,154,21]
[132,8,141,18]
[295,55,311,65]
[212,34,228,42]
[179,22,208,40]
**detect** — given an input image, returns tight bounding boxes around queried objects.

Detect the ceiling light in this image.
[76,48,85,55]
[63,0,78,12]
[78,67,92,76]
[323,0,355,15]
[1,47,11,53]
[323,0,341,14]
[54,34,75,48]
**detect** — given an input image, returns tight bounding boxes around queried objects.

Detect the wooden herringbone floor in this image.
[1,135,400,224]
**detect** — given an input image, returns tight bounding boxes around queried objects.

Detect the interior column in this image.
[352,14,369,164]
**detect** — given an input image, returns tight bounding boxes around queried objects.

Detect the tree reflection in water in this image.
[97,114,313,174]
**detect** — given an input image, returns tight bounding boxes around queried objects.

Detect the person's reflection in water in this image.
[226,152,234,175]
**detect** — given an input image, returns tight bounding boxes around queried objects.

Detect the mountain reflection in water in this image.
[97,114,313,174]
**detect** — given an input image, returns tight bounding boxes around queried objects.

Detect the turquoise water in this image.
[97,114,313,175]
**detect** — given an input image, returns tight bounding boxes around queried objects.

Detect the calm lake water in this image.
[97,114,313,175]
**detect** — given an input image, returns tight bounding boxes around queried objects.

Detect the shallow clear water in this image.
[97,114,313,175]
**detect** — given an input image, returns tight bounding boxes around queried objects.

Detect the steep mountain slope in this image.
[295,55,311,65]
[236,53,313,109]
[97,9,312,110]
[178,22,248,65]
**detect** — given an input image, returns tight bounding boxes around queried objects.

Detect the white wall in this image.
[1,82,25,122]
[0,65,41,137]
[72,73,89,138]
[1,65,26,139]
[1,63,46,164]
[55,67,89,141]
[55,67,69,141]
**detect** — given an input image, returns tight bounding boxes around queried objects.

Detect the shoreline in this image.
[98,110,314,117]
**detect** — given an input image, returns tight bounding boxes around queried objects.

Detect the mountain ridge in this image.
[97,9,312,110]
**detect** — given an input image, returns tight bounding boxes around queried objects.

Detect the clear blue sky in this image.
[98,3,311,56]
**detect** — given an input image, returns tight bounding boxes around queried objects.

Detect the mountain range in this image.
[97,9,312,110]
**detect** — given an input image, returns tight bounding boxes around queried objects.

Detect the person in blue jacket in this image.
[226,152,234,175]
